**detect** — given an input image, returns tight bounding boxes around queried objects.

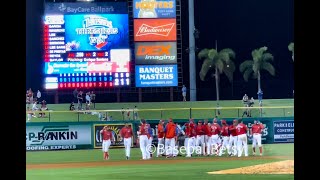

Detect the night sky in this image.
[26,0,294,102]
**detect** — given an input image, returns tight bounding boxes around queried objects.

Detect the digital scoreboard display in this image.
[43,2,130,89]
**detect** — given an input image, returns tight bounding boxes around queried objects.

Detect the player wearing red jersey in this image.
[210,118,221,155]
[120,123,133,160]
[100,126,114,160]
[186,118,196,157]
[157,120,165,157]
[164,118,178,158]
[228,119,238,156]
[236,119,249,157]
[218,120,230,156]
[251,120,265,156]
[203,119,211,156]
[195,120,205,156]
[139,119,150,160]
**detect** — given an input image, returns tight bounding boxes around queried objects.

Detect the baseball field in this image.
[26,99,294,180]
[26,143,294,180]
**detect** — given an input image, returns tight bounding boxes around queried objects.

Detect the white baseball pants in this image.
[139,135,148,159]
[237,134,248,157]
[157,137,165,157]
[165,138,175,156]
[124,137,132,157]
[196,135,205,155]
[102,139,111,152]
[252,133,262,147]
[219,136,230,156]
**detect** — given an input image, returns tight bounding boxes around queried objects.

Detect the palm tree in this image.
[288,42,294,61]
[239,46,275,92]
[198,48,236,104]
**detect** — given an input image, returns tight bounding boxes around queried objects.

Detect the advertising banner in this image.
[133,0,176,18]
[93,124,134,148]
[26,124,92,151]
[134,19,176,41]
[273,120,294,143]
[135,42,177,64]
[135,65,178,87]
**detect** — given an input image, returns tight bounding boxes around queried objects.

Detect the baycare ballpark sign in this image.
[134,19,177,41]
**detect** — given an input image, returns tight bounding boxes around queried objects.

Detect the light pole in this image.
[188,0,196,101]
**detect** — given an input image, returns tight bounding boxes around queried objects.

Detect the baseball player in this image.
[210,118,221,155]
[146,122,153,159]
[164,118,178,158]
[228,119,238,156]
[182,123,190,155]
[138,119,150,160]
[203,120,212,156]
[186,118,196,157]
[120,123,133,160]
[236,119,249,157]
[251,120,265,156]
[173,123,184,157]
[157,120,165,157]
[100,126,114,160]
[219,120,230,156]
[195,120,205,156]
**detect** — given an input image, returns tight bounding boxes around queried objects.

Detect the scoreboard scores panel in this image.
[43,2,130,89]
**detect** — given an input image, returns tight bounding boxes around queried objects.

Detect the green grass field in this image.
[26,143,294,180]
[27,99,294,122]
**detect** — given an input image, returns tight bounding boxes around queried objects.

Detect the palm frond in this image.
[288,42,294,52]
[224,61,235,73]
[199,58,214,81]
[197,48,210,60]
[261,52,274,62]
[219,48,236,63]
[261,62,276,76]
[239,60,253,73]
[243,68,253,82]
[215,59,224,74]
[223,67,234,83]
[208,49,218,60]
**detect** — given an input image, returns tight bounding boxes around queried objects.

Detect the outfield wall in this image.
[26,117,294,151]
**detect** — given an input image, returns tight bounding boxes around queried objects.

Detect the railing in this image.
[26,106,294,122]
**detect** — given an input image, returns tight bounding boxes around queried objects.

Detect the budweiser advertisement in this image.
[134,19,177,42]
[135,42,177,64]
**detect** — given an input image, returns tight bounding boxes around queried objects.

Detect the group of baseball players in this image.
[138,118,265,159]
[99,118,264,160]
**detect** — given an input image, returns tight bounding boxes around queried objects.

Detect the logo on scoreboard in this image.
[135,42,177,64]
[134,19,176,41]
[65,14,129,51]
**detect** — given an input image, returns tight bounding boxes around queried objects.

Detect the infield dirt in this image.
[207,160,294,174]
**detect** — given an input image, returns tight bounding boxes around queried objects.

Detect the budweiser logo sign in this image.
[136,23,175,37]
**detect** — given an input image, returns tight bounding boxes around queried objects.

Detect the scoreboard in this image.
[43,2,130,89]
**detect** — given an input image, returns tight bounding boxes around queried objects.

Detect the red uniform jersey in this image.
[203,124,211,136]
[157,124,165,138]
[252,123,264,134]
[236,123,248,135]
[165,122,176,138]
[139,124,148,135]
[120,127,133,138]
[185,124,191,137]
[100,129,112,140]
[221,125,229,136]
[211,123,221,135]
[189,122,196,137]
[196,124,205,135]
[229,125,237,136]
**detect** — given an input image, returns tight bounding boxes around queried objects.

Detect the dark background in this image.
[26,0,294,103]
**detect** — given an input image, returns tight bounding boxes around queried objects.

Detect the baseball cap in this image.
[213,118,218,123]
[221,120,226,124]
[233,119,237,123]
[198,120,202,123]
